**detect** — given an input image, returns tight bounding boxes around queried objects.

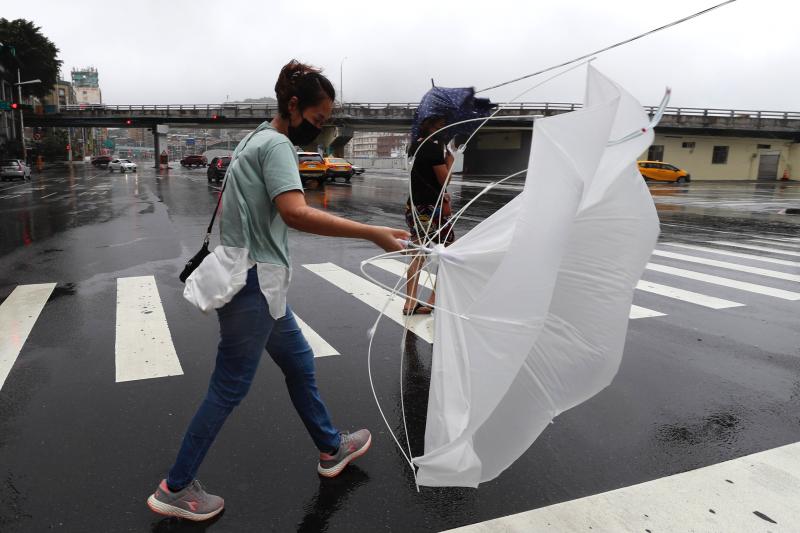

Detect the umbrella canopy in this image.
[413,66,660,487]
[410,86,494,144]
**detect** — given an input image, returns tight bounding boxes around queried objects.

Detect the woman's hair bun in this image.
[275,59,336,119]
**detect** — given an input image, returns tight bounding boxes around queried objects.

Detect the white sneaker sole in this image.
[317,434,372,478]
[147,494,224,521]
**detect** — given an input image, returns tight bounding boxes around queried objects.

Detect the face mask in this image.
[288,118,322,146]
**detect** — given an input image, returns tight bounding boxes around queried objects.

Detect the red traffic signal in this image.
[125,119,133,125]
[66,144,71,151]
[11,102,18,109]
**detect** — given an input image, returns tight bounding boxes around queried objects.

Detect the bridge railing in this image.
[51,103,800,122]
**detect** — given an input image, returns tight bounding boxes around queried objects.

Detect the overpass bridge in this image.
[22,102,800,161]
[24,102,800,138]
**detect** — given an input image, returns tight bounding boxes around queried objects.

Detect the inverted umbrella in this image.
[410,86,494,144]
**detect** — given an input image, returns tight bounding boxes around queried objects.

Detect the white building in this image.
[71,67,102,105]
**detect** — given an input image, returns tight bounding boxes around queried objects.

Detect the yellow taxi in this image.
[323,157,354,182]
[637,161,691,183]
[297,152,327,187]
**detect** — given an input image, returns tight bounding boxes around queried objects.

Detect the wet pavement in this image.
[0,163,798,532]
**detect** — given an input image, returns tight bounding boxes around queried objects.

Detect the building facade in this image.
[346,131,408,159]
[641,133,797,181]
[43,79,77,110]
[71,67,102,104]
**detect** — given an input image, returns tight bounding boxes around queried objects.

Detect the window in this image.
[647,145,664,161]
[757,144,771,150]
[712,146,729,164]
[682,142,695,149]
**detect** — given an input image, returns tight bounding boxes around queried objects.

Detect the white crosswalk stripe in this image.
[653,249,800,283]
[0,283,55,391]
[635,280,743,309]
[304,262,434,343]
[747,239,800,250]
[663,243,800,268]
[446,441,800,533]
[646,263,800,300]
[115,276,183,382]
[711,240,800,257]
[629,305,666,319]
[294,315,339,358]
[371,258,668,320]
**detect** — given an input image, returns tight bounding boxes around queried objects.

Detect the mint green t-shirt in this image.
[219,122,303,268]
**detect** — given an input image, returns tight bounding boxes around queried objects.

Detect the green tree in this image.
[0,18,62,99]
[41,129,68,161]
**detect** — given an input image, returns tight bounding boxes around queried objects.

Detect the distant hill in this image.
[232,97,277,104]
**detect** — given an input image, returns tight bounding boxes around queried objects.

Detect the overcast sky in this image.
[5,0,798,110]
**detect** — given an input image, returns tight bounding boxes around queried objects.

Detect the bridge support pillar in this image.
[152,124,169,168]
[313,126,353,157]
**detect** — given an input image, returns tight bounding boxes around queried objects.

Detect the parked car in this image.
[351,164,365,175]
[638,161,691,183]
[324,157,354,182]
[108,158,137,172]
[181,154,207,168]
[207,156,231,182]
[297,152,327,187]
[0,159,31,181]
[91,155,111,167]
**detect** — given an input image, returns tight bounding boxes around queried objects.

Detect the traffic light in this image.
[10,102,17,109]
[211,114,225,120]
[125,119,133,125]
[10,103,33,111]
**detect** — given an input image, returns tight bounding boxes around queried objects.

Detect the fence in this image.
[349,157,408,170]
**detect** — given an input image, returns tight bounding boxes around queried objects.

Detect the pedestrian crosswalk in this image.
[0,236,797,391]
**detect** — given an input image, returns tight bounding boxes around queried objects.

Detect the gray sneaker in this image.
[147,479,224,521]
[318,429,372,478]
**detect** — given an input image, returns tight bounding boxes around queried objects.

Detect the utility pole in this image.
[17,69,25,161]
[14,70,41,162]
[340,56,347,107]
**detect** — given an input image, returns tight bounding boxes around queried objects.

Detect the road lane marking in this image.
[115,276,183,382]
[40,192,57,199]
[294,315,339,358]
[646,262,800,300]
[653,250,800,283]
[444,440,800,533]
[303,262,434,343]
[662,243,800,268]
[636,280,743,309]
[710,240,800,257]
[0,283,56,391]
[372,259,666,320]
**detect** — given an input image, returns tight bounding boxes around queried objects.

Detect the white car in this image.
[108,158,137,173]
[1,159,31,181]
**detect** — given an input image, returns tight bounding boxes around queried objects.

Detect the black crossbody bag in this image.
[178,178,227,283]
[179,128,262,283]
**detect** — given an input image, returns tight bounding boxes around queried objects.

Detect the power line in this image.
[477,0,738,94]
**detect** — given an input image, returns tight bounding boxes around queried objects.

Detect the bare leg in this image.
[404,253,432,314]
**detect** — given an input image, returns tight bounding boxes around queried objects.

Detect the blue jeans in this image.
[167,267,340,489]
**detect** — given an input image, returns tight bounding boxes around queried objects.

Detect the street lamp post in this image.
[340,56,347,107]
[14,70,42,161]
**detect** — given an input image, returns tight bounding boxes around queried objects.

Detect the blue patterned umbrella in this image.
[410,86,494,144]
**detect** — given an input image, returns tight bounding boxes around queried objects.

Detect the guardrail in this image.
[55,102,800,121]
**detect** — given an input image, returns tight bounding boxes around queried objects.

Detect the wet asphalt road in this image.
[0,163,798,532]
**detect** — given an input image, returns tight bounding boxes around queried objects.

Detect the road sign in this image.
[0,102,10,111]
[186,138,195,146]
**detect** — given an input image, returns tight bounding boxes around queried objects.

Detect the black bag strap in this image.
[201,125,267,246]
